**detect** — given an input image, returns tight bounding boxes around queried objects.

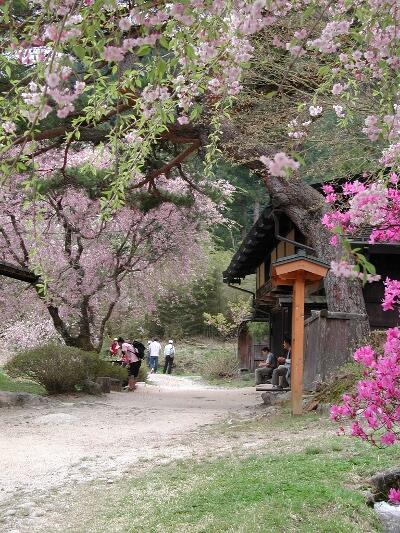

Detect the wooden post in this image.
[291,272,305,415]
[271,254,329,415]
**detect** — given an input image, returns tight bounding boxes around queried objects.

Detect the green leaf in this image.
[159,36,169,49]
[73,45,86,60]
[137,45,152,57]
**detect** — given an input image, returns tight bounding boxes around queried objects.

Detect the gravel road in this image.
[0,374,257,532]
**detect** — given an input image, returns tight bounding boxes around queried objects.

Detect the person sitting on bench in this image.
[255,346,277,385]
[272,337,291,389]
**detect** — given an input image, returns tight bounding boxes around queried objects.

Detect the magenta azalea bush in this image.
[330,327,400,446]
[325,176,400,503]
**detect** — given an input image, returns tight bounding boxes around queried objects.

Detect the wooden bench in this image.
[255,384,291,392]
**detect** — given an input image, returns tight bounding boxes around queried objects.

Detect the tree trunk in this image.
[47,304,96,351]
[218,122,370,343]
[264,175,366,305]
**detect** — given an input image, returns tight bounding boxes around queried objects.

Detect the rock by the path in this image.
[261,392,272,406]
[361,489,375,506]
[370,467,400,500]
[261,391,291,406]
[81,379,102,395]
[4,508,17,516]
[316,402,331,415]
[32,509,46,517]
[0,391,47,408]
[374,501,400,533]
[96,377,111,393]
[35,413,77,425]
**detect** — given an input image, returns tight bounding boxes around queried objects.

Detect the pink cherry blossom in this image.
[119,17,132,31]
[381,432,396,445]
[332,83,345,95]
[2,121,16,134]
[260,153,300,177]
[46,72,60,89]
[309,105,323,116]
[177,115,189,125]
[333,105,345,118]
[102,46,125,63]
[353,346,376,367]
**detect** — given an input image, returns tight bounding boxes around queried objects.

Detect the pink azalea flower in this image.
[380,432,396,446]
[388,488,400,505]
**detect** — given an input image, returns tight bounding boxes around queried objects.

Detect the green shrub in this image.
[96,359,128,381]
[199,348,239,380]
[309,361,365,405]
[137,363,148,382]
[5,343,130,394]
[96,359,147,383]
[246,321,270,342]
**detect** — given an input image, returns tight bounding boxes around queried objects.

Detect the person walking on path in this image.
[149,338,161,373]
[163,340,175,374]
[118,337,141,391]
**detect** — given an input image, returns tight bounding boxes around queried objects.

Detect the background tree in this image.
[0,149,228,350]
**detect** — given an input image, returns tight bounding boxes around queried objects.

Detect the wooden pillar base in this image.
[291,273,305,416]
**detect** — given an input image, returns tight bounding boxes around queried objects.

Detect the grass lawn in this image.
[79,414,399,533]
[173,338,253,387]
[0,369,46,395]
[206,373,254,388]
[173,338,234,374]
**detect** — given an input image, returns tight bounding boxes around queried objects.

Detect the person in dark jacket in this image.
[163,340,175,374]
[118,337,141,391]
[255,346,276,385]
[272,337,292,389]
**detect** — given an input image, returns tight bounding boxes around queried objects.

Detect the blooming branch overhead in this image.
[0,1,397,205]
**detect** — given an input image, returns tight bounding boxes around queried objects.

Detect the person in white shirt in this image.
[163,340,176,374]
[149,338,161,373]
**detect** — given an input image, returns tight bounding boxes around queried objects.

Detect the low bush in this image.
[96,359,128,381]
[101,360,148,383]
[199,348,239,380]
[306,361,365,408]
[138,362,149,382]
[4,343,131,394]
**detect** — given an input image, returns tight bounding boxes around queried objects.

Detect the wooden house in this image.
[223,206,400,389]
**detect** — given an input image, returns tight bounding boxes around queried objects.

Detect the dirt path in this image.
[0,374,259,530]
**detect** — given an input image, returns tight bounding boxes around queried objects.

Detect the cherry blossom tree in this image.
[0,145,229,350]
